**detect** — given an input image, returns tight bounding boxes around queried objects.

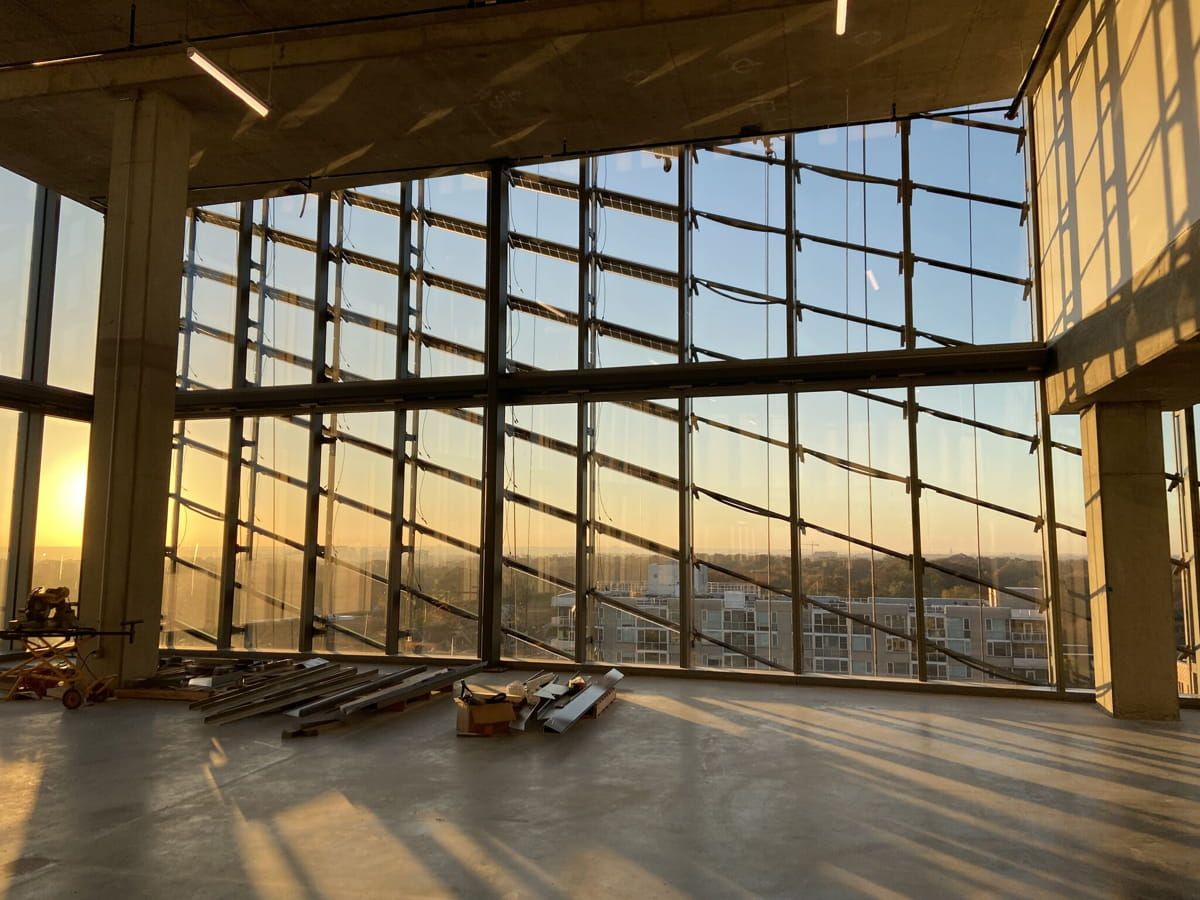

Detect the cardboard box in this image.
[455,697,516,735]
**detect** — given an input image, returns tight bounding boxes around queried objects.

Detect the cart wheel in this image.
[61,687,84,710]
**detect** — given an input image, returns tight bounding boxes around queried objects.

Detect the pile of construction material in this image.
[456,668,622,736]
[178,659,483,737]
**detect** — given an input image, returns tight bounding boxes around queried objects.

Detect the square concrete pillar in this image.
[1081,402,1180,719]
[78,91,190,684]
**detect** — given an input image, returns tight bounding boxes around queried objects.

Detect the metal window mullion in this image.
[900,120,930,681]
[216,202,254,648]
[298,193,332,653]
[785,134,805,675]
[678,146,694,669]
[1176,409,1200,672]
[168,209,199,578]
[403,182,427,644]
[386,182,415,655]
[5,187,59,629]
[574,157,594,664]
[242,199,271,559]
[480,161,510,665]
[319,193,346,635]
[1024,97,1068,693]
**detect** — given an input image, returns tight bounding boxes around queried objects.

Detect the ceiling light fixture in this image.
[186,46,269,118]
[835,0,848,36]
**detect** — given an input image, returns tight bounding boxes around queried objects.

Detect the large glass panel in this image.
[1049,413,1094,688]
[794,123,907,356]
[796,390,916,679]
[917,382,1048,685]
[181,204,241,391]
[397,407,483,657]
[910,109,1034,346]
[252,196,317,387]
[0,168,36,377]
[32,417,90,600]
[502,403,577,661]
[591,150,678,370]
[232,415,310,650]
[162,418,228,648]
[586,398,681,666]
[508,163,580,372]
[693,138,789,361]
[691,394,792,671]
[417,174,487,378]
[47,199,103,392]
[332,187,402,382]
[315,410,393,653]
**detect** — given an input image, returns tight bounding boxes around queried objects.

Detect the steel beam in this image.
[167,208,199,597]
[677,146,694,670]
[386,182,415,655]
[785,134,805,676]
[574,156,594,664]
[216,202,255,648]
[298,193,333,653]
[480,161,510,665]
[899,120,929,682]
[172,341,1047,419]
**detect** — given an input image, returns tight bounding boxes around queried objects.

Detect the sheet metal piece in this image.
[285,665,424,717]
[338,662,485,715]
[543,668,623,734]
[191,660,340,712]
[206,668,368,725]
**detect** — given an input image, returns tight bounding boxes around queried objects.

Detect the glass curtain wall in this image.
[166,102,1200,694]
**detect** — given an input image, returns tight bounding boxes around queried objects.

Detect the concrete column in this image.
[1080,402,1179,719]
[78,91,190,683]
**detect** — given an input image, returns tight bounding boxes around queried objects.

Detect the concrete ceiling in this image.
[0,0,1057,207]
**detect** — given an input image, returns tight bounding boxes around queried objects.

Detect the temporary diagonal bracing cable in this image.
[413,522,480,555]
[398,578,570,660]
[696,556,1031,685]
[695,208,786,237]
[796,229,904,262]
[921,482,1044,529]
[694,277,966,349]
[589,589,787,672]
[912,253,1032,290]
[694,481,1042,607]
[170,549,387,651]
[924,114,1025,136]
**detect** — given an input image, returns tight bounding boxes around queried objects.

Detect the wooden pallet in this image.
[585,688,617,719]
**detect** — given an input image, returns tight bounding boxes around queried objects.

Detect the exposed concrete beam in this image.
[0,0,1055,207]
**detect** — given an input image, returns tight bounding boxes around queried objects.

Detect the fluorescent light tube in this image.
[836,0,848,36]
[187,46,269,118]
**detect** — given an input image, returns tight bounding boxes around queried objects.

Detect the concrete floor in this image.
[2,675,1200,899]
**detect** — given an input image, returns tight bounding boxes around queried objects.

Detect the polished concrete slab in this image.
[3,674,1200,898]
